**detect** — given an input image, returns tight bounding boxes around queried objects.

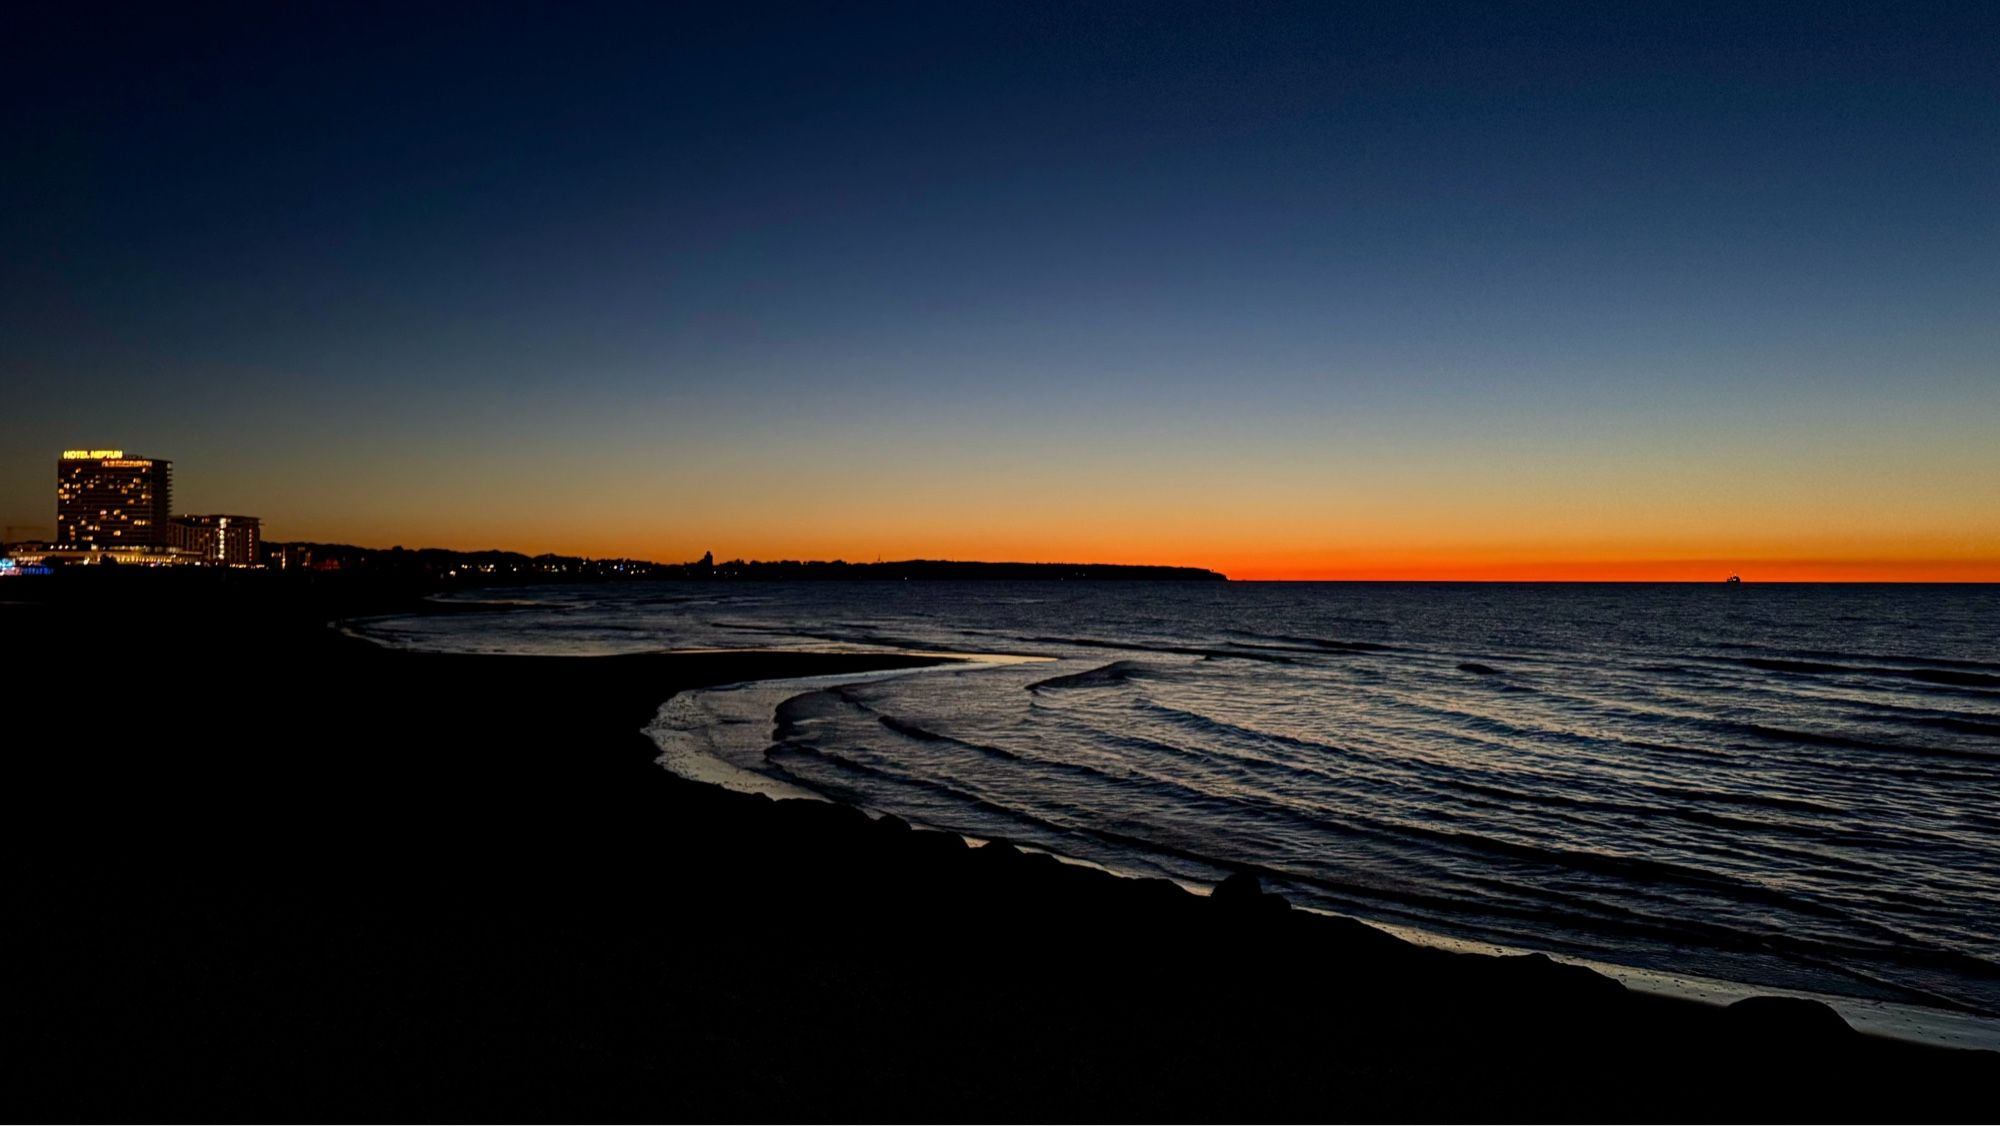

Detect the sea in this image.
[355,581,2000,1046]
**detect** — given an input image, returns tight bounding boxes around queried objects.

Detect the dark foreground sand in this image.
[11,574,1995,1119]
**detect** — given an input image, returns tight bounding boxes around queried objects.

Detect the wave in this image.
[1228,631,1400,653]
[1719,720,1998,763]
[1862,713,2000,740]
[1731,656,2000,690]
[1899,667,2000,689]
[1739,657,1851,674]
[1026,660,1157,692]
[875,714,1021,761]
[1024,635,1297,663]
[1112,700,1984,868]
[1713,641,2000,674]
[1637,784,1844,817]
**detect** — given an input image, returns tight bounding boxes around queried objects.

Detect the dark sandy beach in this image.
[10,573,1994,1119]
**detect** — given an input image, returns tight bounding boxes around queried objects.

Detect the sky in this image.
[3,1,1996,579]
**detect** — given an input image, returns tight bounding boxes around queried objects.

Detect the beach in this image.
[11,573,1995,1118]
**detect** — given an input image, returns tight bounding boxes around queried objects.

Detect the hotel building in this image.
[55,451,172,549]
[167,514,262,567]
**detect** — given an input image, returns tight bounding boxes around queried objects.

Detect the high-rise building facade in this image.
[55,451,172,549]
[167,514,262,566]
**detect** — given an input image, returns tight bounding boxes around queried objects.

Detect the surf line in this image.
[648,651,1051,801]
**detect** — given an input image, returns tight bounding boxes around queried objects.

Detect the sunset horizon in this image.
[19,440,1994,581]
[19,441,1995,581]
[249,543,2000,584]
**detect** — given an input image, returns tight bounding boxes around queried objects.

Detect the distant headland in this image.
[253,544,1228,583]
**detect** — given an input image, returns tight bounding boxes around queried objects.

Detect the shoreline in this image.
[15,587,1995,1117]
[644,658,2000,1054]
[347,591,2000,1053]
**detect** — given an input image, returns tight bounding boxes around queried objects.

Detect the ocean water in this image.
[358,582,2000,1029]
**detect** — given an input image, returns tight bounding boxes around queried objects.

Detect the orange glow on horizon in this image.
[216,405,1999,586]
[279,490,2000,585]
[1219,558,2000,582]
[288,523,2000,582]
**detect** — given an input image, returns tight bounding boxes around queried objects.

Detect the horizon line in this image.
[214,539,2000,583]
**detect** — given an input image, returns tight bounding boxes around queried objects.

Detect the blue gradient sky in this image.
[4,2,1996,576]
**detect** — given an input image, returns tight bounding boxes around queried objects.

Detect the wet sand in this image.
[11,574,1995,1117]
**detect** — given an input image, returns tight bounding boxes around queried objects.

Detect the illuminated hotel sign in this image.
[61,449,126,459]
